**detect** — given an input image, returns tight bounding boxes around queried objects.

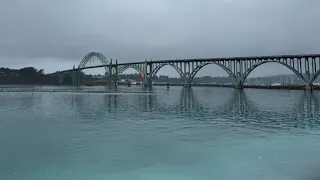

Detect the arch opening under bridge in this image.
[146,63,184,86]
[117,64,144,75]
[114,65,145,85]
[185,62,237,87]
[239,61,307,86]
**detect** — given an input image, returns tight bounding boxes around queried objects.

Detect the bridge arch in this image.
[186,62,237,86]
[78,52,109,70]
[239,61,307,85]
[151,63,184,78]
[117,64,144,75]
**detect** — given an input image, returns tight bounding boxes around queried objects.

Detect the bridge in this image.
[51,52,320,90]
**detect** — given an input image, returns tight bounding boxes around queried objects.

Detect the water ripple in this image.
[1,86,320,180]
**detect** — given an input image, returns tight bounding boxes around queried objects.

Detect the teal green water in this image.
[1,86,320,180]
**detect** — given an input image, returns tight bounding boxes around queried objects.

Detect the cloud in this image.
[0,0,319,76]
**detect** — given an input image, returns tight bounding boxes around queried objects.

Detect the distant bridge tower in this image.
[70,52,110,86]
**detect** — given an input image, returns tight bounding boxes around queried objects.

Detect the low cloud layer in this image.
[1,0,320,76]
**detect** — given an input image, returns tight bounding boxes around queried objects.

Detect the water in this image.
[1,86,320,180]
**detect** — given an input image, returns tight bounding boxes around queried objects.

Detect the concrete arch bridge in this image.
[51,52,320,90]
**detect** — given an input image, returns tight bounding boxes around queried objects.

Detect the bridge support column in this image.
[143,60,152,88]
[182,71,192,88]
[72,65,76,86]
[114,60,118,87]
[72,65,81,86]
[183,83,191,88]
[305,84,313,91]
[143,82,152,88]
[108,59,113,86]
[183,76,191,88]
[234,84,244,89]
[234,72,244,89]
[76,66,81,86]
[143,76,152,88]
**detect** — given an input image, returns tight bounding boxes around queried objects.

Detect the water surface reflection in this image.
[0,87,320,180]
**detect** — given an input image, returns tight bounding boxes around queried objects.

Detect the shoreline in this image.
[1,84,320,90]
[153,83,320,90]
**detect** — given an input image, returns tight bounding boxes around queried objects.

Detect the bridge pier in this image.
[234,84,244,89]
[305,85,313,91]
[71,66,81,86]
[183,83,192,88]
[143,83,152,88]
[114,60,118,87]
[142,77,152,88]
[108,59,113,86]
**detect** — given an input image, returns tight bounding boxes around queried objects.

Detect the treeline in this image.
[118,73,234,84]
[0,67,235,85]
[0,67,57,85]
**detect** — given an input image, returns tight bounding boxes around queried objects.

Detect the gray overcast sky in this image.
[0,0,320,77]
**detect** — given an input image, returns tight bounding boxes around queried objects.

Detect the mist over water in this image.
[0,86,320,180]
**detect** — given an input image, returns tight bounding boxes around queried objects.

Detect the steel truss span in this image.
[79,52,109,70]
[54,53,320,89]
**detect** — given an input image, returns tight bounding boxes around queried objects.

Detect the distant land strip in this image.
[0,88,155,94]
